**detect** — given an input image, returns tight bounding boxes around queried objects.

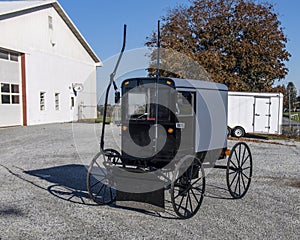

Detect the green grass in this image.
[283,112,300,123]
[95,117,111,124]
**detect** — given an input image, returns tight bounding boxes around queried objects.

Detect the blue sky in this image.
[58,0,300,92]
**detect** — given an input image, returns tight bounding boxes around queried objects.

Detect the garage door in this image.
[0,49,22,127]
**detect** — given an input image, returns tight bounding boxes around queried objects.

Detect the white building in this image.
[0,0,102,127]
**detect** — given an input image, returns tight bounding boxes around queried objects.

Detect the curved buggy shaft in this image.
[100,24,127,151]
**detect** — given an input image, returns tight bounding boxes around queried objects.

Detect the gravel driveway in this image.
[0,123,299,240]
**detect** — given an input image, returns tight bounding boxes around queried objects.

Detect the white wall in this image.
[0,5,98,126]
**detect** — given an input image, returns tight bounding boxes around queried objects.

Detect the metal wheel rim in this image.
[226,142,252,199]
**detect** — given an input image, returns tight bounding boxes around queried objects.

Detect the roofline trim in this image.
[0,0,102,66]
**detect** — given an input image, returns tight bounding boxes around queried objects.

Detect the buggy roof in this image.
[171,78,228,91]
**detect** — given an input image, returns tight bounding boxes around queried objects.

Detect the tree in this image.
[286,82,297,110]
[270,84,288,109]
[146,0,291,92]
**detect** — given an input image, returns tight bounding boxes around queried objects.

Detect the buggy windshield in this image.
[125,87,172,121]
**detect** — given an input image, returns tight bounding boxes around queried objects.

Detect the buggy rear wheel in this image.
[170,157,205,219]
[226,142,252,199]
[87,151,117,205]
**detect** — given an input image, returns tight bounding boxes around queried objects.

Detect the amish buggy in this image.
[86,25,252,219]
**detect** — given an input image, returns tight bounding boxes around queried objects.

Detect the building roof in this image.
[0,0,102,66]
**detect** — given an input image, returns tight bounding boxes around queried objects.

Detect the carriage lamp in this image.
[167,128,174,134]
[122,126,127,131]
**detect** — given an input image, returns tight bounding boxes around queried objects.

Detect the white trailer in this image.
[228,92,283,137]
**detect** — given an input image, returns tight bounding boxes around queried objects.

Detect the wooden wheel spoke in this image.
[188,192,193,213]
[96,184,105,197]
[176,195,185,212]
[190,188,199,203]
[230,172,238,188]
[241,145,247,164]
[241,172,250,180]
[173,188,181,200]
[234,150,240,167]
[230,159,238,169]
[234,173,239,194]
[241,172,247,190]
[191,176,203,186]
[238,173,241,196]
[242,166,251,171]
[90,179,104,189]
[189,164,194,180]
[238,144,242,167]
[184,194,189,215]
[241,155,250,167]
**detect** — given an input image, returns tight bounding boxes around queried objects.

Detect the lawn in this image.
[283,112,300,122]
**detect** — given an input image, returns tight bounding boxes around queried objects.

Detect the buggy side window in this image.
[177,92,194,116]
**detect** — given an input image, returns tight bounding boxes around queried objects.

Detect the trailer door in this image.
[254,97,271,133]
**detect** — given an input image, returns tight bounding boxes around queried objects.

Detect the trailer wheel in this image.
[87,152,116,205]
[171,156,205,219]
[226,142,252,199]
[232,126,245,138]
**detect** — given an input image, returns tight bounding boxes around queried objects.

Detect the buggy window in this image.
[177,92,194,116]
[128,93,147,118]
[126,87,172,121]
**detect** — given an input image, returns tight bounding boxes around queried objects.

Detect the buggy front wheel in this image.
[226,142,252,199]
[87,152,116,205]
[170,156,205,219]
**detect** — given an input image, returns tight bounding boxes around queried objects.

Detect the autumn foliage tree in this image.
[146,0,291,92]
[286,82,297,110]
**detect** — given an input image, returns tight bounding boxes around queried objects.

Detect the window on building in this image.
[0,83,20,105]
[11,84,19,93]
[71,97,75,109]
[1,83,10,93]
[12,95,20,104]
[55,93,60,111]
[48,16,53,30]
[40,92,46,111]
[1,95,10,104]
[0,49,9,60]
[10,53,19,62]
[0,49,19,62]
